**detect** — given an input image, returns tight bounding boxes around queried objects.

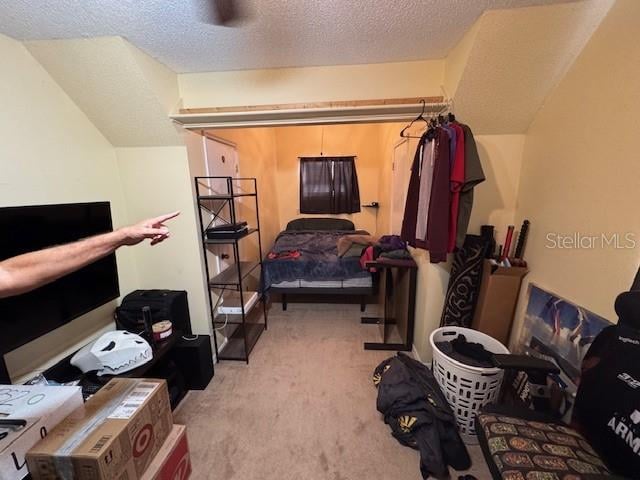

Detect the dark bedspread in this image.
[262,230,370,290]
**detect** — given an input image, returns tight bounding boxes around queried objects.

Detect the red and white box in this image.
[141,425,191,480]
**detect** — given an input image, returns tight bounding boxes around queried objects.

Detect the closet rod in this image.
[399,100,452,139]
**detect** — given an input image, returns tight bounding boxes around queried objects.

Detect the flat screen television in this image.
[0,202,120,356]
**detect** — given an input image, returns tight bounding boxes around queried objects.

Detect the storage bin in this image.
[430,326,509,443]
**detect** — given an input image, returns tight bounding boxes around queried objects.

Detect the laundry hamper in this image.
[430,326,509,443]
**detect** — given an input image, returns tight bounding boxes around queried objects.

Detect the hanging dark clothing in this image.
[448,123,465,253]
[455,125,485,248]
[400,121,482,262]
[424,128,450,263]
[400,133,429,247]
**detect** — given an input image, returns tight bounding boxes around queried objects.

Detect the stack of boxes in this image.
[25,378,191,480]
[0,384,84,480]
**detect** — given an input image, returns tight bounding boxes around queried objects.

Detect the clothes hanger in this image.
[400,99,430,139]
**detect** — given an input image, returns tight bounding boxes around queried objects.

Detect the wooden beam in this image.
[179,96,445,115]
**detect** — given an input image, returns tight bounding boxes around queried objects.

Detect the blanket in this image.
[262,230,370,290]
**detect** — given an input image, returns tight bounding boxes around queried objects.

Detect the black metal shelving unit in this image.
[195,176,267,364]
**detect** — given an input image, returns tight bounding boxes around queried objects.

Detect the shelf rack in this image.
[195,176,268,363]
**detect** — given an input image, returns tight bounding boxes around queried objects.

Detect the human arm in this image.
[0,211,179,298]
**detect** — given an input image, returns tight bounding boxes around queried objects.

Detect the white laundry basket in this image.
[430,326,509,443]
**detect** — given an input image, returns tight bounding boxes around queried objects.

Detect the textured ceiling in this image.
[0,0,574,73]
[450,0,614,133]
[26,37,183,147]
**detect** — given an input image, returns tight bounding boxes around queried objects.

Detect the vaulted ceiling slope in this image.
[1,0,574,73]
[447,0,614,133]
[445,0,615,133]
[25,37,183,147]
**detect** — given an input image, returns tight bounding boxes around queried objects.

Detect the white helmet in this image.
[71,330,152,376]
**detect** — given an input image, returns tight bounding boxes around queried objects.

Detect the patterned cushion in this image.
[477,413,610,480]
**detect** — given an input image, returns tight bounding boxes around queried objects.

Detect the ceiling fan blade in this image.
[199,0,244,26]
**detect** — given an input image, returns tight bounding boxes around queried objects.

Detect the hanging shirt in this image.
[400,133,429,247]
[425,128,451,263]
[448,123,465,252]
[455,124,485,248]
[415,138,435,242]
[442,124,457,169]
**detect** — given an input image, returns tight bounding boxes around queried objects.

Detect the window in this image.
[299,156,361,214]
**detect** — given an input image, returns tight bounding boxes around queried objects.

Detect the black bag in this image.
[373,353,470,478]
[115,290,191,335]
[573,323,640,478]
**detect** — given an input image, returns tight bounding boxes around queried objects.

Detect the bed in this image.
[262,218,375,310]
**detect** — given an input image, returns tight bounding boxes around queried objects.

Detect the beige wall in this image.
[209,124,388,239]
[511,0,640,345]
[178,60,444,109]
[0,34,140,380]
[115,146,211,336]
[470,134,525,241]
[272,124,384,235]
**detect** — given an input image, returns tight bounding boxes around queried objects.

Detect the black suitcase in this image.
[115,290,192,335]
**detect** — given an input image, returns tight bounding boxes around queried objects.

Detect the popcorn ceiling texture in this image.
[0,0,575,73]
[452,0,614,134]
[25,37,183,147]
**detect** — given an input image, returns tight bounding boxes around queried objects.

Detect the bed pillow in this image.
[286,217,355,231]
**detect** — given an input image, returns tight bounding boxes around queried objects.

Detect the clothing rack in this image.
[399,99,452,139]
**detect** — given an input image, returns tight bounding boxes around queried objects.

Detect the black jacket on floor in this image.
[373,353,470,479]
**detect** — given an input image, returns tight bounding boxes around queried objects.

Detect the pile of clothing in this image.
[373,353,470,478]
[337,234,412,271]
[401,120,485,263]
[434,334,494,368]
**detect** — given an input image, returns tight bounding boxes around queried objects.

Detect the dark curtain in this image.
[300,156,360,214]
[299,157,332,214]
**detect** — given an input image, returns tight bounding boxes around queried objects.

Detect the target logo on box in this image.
[140,425,191,480]
[133,424,155,458]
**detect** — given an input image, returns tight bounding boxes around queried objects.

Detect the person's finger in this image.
[141,226,169,237]
[151,233,170,246]
[149,211,180,226]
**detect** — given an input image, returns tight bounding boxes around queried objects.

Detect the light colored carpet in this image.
[174,303,491,479]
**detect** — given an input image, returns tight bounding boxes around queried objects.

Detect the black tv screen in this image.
[0,202,119,354]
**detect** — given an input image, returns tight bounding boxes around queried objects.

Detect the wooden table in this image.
[361,257,417,351]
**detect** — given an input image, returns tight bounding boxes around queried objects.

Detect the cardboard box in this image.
[0,385,83,480]
[141,425,190,480]
[1,418,41,480]
[472,260,529,345]
[26,378,173,480]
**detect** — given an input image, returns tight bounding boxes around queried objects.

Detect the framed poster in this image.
[519,283,613,393]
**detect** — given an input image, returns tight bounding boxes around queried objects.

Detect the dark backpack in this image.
[115,290,191,334]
